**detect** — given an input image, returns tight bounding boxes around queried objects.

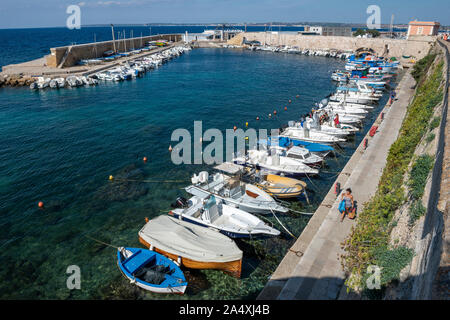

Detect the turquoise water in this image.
[0,48,390,299]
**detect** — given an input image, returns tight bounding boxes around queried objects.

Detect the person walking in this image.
[340,188,354,222]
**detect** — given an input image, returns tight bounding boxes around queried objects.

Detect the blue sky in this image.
[1,0,449,29]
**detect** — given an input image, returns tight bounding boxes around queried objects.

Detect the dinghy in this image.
[170,194,280,238]
[186,169,288,214]
[139,215,243,277]
[240,166,308,199]
[117,247,187,294]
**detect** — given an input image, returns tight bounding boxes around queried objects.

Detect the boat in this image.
[326,100,374,110]
[281,127,346,144]
[138,215,243,277]
[186,167,289,214]
[169,194,280,238]
[240,166,308,199]
[268,136,334,158]
[233,149,319,177]
[117,247,187,294]
[267,145,324,167]
[290,119,355,138]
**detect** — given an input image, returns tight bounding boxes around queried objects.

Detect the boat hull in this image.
[139,237,242,278]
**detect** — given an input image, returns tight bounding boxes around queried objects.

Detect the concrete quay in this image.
[0,42,181,82]
[258,70,416,300]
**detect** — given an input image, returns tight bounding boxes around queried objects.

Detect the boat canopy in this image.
[139,215,243,263]
[214,162,244,175]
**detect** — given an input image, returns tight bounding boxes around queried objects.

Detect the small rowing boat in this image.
[117,247,187,294]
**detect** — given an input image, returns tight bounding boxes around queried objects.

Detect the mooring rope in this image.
[85,235,119,249]
[269,207,296,238]
[110,178,188,183]
[288,208,314,216]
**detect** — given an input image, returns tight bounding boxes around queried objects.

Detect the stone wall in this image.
[384,41,449,300]
[46,34,183,68]
[228,32,434,60]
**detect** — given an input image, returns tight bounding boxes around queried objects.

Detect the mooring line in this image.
[85,235,119,249]
[270,207,297,238]
[110,177,189,183]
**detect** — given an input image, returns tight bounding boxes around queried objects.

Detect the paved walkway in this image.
[258,70,416,300]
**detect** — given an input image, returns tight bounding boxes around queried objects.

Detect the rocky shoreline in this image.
[0,74,35,87]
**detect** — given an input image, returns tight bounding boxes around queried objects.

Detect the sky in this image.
[0,0,449,29]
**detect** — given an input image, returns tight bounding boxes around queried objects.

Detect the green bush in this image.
[426,133,435,143]
[373,246,414,285]
[341,55,443,292]
[429,116,441,130]
[411,53,437,82]
[409,200,426,226]
[408,154,434,200]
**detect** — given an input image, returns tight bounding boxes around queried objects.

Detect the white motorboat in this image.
[185,170,288,214]
[268,145,324,167]
[281,127,346,144]
[170,194,280,238]
[233,149,319,177]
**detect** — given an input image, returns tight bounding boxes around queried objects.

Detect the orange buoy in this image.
[143,156,147,162]
[168,145,173,152]
[284,106,287,111]
[233,126,237,131]
[145,217,149,223]
[38,201,44,209]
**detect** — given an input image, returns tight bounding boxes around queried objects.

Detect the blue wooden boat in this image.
[117,247,187,294]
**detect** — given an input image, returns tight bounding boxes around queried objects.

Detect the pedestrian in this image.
[333,113,340,127]
[340,188,354,222]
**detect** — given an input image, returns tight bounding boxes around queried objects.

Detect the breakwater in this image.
[228,32,434,61]
[46,34,182,68]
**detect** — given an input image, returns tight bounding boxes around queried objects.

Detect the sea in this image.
[0,26,394,299]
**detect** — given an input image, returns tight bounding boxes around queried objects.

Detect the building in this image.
[303,25,352,37]
[407,21,440,37]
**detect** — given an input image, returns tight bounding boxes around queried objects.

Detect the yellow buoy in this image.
[109,175,114,181]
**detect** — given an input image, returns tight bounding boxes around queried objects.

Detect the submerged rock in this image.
[183,269,211,295]
[94,164,149,203]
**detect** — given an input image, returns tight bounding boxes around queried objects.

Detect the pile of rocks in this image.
[0,74,35,87]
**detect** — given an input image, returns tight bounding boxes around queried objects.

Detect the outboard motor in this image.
[171,196,188,209]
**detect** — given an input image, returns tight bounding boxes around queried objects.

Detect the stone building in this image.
[407,21,440,37]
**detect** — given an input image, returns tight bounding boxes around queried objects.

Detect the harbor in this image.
[0,20,449,301]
